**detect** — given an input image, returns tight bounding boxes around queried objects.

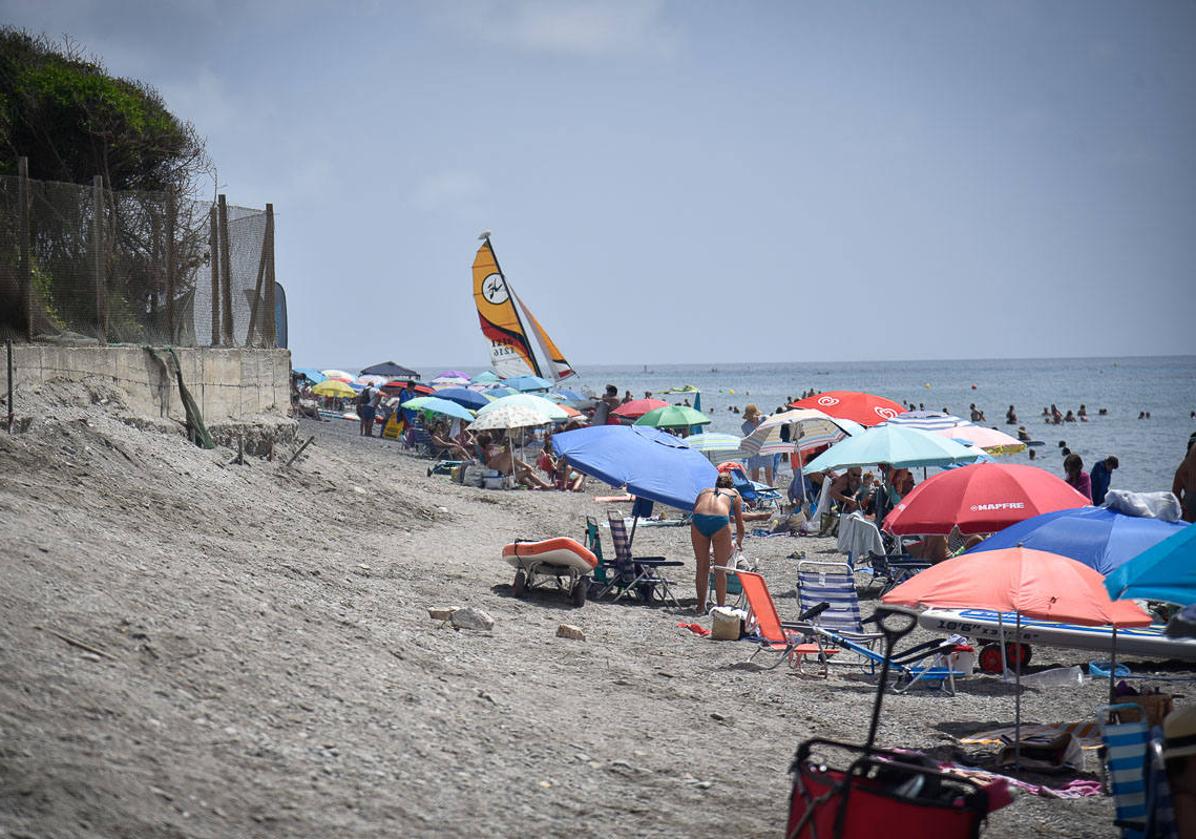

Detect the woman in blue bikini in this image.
[691,473,746,613]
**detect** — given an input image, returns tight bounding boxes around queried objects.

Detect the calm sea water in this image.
[357,355,1194,493]
[575,356,1195,493]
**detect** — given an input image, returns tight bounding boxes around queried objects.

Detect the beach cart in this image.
[786,608,1009,838]
[503,538,597,608]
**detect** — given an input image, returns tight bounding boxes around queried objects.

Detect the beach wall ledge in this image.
[2,344,293,430]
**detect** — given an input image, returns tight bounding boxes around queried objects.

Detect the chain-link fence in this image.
[0,162,277,347]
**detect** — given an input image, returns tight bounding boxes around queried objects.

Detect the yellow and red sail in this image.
[471,237,574,382]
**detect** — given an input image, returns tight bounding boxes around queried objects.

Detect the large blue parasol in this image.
[967,506,1188,576]
[551,425,717,511]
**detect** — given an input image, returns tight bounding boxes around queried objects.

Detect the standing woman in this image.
[741,404,773,484]
[1063,453,1093,501]
[691,473,746,613]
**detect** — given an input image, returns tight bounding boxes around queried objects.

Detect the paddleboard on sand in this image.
[918,608,1196,661]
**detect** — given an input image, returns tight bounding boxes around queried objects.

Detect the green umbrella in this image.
[634,405,711,429]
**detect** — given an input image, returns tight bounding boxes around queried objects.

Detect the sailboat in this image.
[471,232,576,382]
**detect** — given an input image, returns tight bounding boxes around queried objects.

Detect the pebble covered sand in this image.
[0,381,1136,837]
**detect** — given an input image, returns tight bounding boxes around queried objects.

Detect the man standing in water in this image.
[1091,456,1119,506]
[1175,438,1196,524]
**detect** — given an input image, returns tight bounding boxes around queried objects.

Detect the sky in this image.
[4,0,1195,369]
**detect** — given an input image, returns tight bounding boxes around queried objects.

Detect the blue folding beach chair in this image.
[725,466,782,510]
[795,560,882,656]
[600,511,684,606]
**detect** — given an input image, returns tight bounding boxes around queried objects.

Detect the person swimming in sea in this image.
[690,473,745,614]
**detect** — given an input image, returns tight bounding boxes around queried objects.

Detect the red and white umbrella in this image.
[883,462,1089,536]
[789,391,905,427]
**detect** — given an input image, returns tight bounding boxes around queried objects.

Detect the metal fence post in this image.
[264,203,276,348]
[92,175,106,344]
[6,338,13,433]
[165,189,176,341]
[217,194,234,346]
[209,205,220,346]
[247,209,270,347]
[17,157,32,342]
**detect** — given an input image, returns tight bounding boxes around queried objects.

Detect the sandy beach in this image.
[0,380,1131,837]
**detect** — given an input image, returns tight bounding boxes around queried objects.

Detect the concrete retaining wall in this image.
[1,344,292,424]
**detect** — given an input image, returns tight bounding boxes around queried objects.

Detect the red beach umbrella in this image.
[883,463,1089,536]
[883,547,1150,760]
[383,380,435,395]
[611,398,669,420]
[882,547,1151,628]
[788,391,905,427]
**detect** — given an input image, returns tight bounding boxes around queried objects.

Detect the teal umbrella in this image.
[799,424,982,472]
[1105,523,1196,606]
[634,405,712,429]
[400,396,476,422]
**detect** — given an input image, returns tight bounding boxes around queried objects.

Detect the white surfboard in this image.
[918,608,1196,661]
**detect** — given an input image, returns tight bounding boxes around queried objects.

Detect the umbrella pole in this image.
[1109,625,1118,706]
[1014,612,1023,769]
[998,612,1010,680]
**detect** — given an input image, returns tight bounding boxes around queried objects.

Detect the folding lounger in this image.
[867,550,931,596]
[737,570,839,676]
[601,511,684,606]
[796,560,884,664]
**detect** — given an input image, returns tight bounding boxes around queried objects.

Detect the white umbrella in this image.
[356,374,388,387]
[476,393,568,422]
[469,405,551,431]
[683,432,744,462]
[739,408,860,457]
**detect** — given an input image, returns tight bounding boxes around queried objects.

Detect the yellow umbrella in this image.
[312,380,356,398]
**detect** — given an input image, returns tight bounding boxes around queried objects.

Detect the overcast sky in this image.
[5,0,1195,368]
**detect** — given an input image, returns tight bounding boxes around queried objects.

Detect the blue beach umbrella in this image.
[505,375,553,392]
[1105,523,1196,606]
[400,396,476,423]
[293,367,325,384]
[966,507,1188,576]
[799,424,982,472]
[433,387,490,410]
[471,370,501,384]
[551,425,717,511]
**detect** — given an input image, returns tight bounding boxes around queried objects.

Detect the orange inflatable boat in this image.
[502,537,598,607]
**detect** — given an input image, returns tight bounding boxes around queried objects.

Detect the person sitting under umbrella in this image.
[484,435,552,490]
[691,473,745,614]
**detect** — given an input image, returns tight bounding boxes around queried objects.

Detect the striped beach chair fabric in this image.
[1100,704,1151,838]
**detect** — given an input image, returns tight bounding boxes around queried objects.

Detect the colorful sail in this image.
[472,238,542,379]
[517,293,576,382]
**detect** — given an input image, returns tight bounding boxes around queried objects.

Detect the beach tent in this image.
[968,507,1189,576]
[361,361,421,379]
[551,425,717,511]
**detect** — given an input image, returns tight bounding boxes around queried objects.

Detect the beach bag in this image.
[710,607,746,641]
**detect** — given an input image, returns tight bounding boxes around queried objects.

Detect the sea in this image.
[352,356,1195,493]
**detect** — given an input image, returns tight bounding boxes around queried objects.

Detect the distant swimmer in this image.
[1064,410,1076,423]
[1099,408,1108,416]
[1078,404,1089,422]
[1006,405,1018,424]
[1017,426,1031,442]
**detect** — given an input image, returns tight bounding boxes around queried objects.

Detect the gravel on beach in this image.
[0,380,1128,837]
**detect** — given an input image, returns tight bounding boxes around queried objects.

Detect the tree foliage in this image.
[0,28,210,194]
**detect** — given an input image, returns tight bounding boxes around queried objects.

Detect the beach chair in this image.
[726,467,782,510]
[737,570,840,676]
[601,511,684,606]
[795,560,884,664]
[867,550,931,596]
[1098,704,1176,839]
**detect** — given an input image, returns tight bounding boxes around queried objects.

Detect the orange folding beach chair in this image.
[736,570,839,676]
